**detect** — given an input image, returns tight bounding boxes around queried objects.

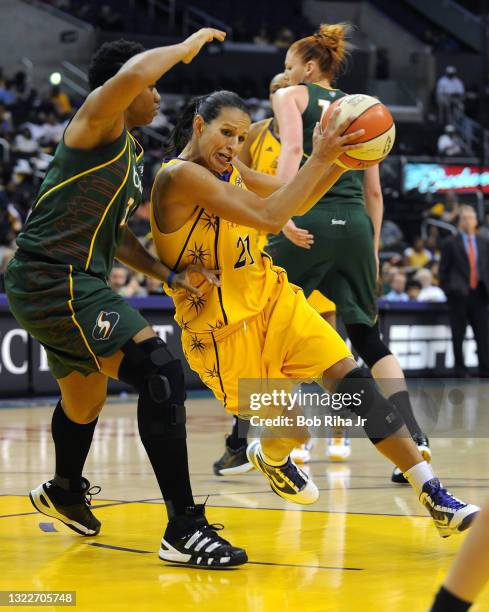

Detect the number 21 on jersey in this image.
[234,235,255,269]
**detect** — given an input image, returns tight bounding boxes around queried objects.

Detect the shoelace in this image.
[277,458,307,490]
[195,497,230,547]
[84,485,101,507]
[433,485,465,510]
[199,522,230,548]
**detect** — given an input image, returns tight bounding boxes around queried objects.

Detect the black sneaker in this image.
[391,433,432,484]
[159,504,248,568]
[213,436,254,476]
[29,477,101,536]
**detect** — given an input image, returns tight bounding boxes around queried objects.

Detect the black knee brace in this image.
[336,367,404,443]
[118,337,186,438]
[345,322,391,369]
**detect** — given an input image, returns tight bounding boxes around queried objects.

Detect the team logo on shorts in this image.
[92,311,120,341]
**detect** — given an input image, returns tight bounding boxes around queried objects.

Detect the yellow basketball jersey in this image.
[249,118,281,176]
[150,159,282,335]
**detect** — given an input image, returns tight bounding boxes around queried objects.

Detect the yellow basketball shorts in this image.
[307,290,336,314]
[181,273,351,414]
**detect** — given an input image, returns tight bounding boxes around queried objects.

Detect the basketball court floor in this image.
[1,389,489,612]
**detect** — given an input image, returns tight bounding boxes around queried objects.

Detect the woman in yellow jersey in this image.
[149,90,480,535]
[211,73,335,474]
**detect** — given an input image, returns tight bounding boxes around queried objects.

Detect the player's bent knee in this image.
[336,367,404,443]
[117,337,187,439]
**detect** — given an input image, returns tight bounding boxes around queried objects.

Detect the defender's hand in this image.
[181,28,226,64]
[172,264,221,296]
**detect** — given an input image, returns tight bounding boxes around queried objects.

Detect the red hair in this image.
[289,23,353,83]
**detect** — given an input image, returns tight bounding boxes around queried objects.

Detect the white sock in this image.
[259,444,287,467]
[404,461,436,496]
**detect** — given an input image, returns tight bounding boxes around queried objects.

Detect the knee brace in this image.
[118,337,186,438]
[336,367,404,444]
[345,322,391,369]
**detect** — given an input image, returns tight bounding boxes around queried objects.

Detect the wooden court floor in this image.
[1,392,489,612]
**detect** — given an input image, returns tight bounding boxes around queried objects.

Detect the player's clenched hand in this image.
[311,108,365,165]
[181,28,226,64]
[282,219,314,250]
[172,264,221,296]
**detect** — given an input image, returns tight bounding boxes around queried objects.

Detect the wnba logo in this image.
[92,311,120,341]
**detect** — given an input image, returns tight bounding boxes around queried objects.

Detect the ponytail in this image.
[290,22,353,83]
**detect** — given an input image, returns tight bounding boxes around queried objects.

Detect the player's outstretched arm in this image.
[69,29,225,147]
[155,110,363,234]
[84,29,225,121]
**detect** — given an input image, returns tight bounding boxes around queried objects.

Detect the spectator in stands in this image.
[439,204,489,377]
[437,124,462,156]
[96,4,124,32]
[0,78,17,107]
[0,103,13,133]
[425,226,441,260]
[404,237,432,269]
[380,219,404,251]
[50,86,72,118]
[406,280,422,301]
[415,268,446,302]
[274,27,294,48]
[436,66,465,124]
[146,277,165,295]
[442,190,461,225]
[109,265,146,297]
[12,127,39,156]
[380,261,397,295]
[384,272,409,302]
[40,112,65,148]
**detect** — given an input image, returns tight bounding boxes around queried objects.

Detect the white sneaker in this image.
[326,436,351,462]
[291,440,313,464]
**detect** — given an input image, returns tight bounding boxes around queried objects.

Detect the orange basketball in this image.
[321,94,396,169]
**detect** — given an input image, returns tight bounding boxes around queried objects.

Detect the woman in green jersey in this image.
[267,23,431,481]
[5,29,249,568]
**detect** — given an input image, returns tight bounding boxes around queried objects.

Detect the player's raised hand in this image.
[172,264,221,296]
[311,108,365,165]
[182,28,227,64]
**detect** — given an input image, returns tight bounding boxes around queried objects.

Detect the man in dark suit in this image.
[439,205,489,377]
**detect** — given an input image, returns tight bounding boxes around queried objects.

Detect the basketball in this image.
[321,94,396,169]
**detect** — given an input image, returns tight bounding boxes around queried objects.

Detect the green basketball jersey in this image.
[301,83,364,208]
[17,129,144,279]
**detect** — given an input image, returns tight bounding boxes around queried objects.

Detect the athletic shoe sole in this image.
[214,461,255,476]
[29,484,99,536]
[158,539,247,568]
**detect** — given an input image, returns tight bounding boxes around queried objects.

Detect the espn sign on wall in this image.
[0,298,476,397]
[403,163,489,194]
